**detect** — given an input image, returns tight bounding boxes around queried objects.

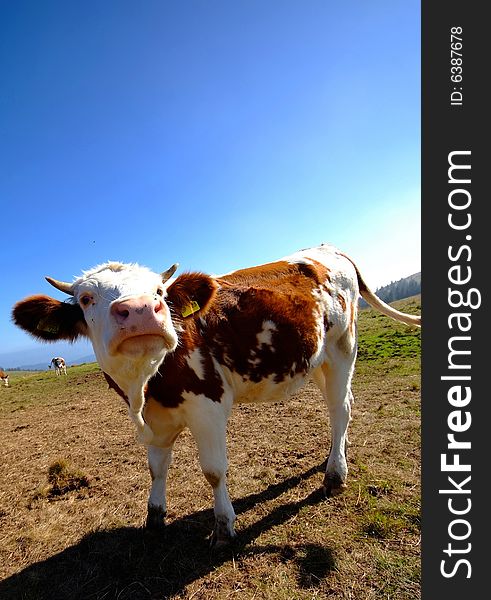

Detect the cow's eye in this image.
[80,295,92,307]
[156,288,164,297]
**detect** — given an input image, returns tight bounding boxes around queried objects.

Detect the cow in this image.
[49,356,67,376]
[0,369,9,387]
[12,243,420,546]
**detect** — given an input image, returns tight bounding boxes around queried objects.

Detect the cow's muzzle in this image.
[108,295,177,357]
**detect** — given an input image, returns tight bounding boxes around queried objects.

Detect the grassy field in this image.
[0,296,421,600]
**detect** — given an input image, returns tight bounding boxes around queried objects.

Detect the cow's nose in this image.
[110,296,164,325]
[111,302,131,324]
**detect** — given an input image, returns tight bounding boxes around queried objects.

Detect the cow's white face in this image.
[70,263,179,388]
[13,260,217,398]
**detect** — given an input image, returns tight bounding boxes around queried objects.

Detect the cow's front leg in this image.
[187,403,236,547]
[146,445,173,529]
[205,468,236,548]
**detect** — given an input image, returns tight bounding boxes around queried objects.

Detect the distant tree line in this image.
[360,272,421,307]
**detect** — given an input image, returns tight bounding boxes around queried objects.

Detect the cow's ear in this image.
[166,273,218,319]
[12,295,88,341]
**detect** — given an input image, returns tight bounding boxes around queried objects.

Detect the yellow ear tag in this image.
[182,300,200,318]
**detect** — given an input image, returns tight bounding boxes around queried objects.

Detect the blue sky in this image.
[0,1,420,367]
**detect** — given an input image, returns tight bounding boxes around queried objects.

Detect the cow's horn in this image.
[45,276,74,295]
[161,263,179,282]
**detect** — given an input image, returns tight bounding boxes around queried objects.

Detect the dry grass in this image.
[0,298,420,599]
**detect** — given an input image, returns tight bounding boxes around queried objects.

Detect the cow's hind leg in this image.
[313,339,356,496]
[146,445,174,529]
[186,400,236,548]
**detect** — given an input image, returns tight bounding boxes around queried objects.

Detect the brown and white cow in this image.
[0,369,9,387]
[49,356,67,376]
[12,244,420,545]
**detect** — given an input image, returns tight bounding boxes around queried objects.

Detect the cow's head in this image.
[13,261,218,392]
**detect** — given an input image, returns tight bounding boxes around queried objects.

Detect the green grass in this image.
[0,363,101,415]
[2,370,40,380]
[357,295,421,362]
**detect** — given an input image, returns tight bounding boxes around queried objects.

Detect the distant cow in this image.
[12,243,420,546]
[0,369,9,387]
[49,357,67,376]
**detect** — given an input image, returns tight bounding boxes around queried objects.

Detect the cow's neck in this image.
[98,352,165,444]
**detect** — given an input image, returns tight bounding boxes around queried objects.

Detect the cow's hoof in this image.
[146,505,166,530]
[322,473,347,498]
[210,517,235,549]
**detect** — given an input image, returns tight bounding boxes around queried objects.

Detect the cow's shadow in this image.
[0,463,336,600]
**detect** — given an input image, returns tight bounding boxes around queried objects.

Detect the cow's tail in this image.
[341,253,421,327]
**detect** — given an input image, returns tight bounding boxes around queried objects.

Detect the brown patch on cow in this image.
[337,293,347,312]
[320,283,333,296]
[349,299,357,335]
[323,315,332,333]
[216,260,328,289]
[147,324,224,408]
[311,259,331,283]
[209,261,324,384]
